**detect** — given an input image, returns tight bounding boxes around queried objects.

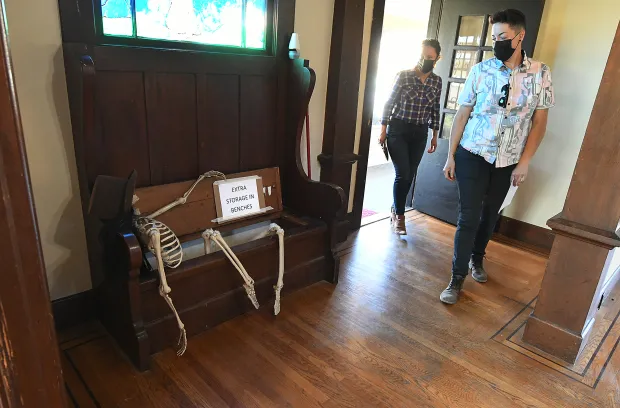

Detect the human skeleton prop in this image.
[132,171,285,356]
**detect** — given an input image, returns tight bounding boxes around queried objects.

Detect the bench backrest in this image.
[134,167,282,238]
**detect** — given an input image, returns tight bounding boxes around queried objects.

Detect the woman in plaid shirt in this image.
[379,39,443,235]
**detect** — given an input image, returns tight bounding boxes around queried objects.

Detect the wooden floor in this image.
[60,213,620,407]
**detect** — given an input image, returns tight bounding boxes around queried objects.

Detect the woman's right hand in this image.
[443,156,456,181]
[378,131,387,145]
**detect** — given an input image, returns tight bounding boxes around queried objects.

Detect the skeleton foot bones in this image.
[201,224,285,315]
[202,229,260,309]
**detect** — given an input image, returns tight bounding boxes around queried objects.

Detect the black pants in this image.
[452,146,516,277]
[387,119,429,215]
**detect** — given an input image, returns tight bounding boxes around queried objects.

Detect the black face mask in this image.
[493,32,522,62]
[419,58,435,73]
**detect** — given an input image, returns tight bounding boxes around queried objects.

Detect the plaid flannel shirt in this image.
[381,69,442,130]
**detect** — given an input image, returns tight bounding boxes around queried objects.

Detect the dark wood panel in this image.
[146,256,326,354]
[146,73,199,185]
[94,71,151,186]
[319,0,366,203]
[198,74,240,174]
[57,0,95,43]
[134,168,282,237]
[139,229,326,323]
[94,46,277,75]
[493,215,555,257]
[240,75,277,170]
[52,290,95,331]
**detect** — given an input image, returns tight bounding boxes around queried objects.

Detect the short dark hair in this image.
[491,9,526,31]
[422,39,441,57]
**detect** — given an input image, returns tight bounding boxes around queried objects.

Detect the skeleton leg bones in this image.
[202,224,285,315]
[269,224,285,315]
[202,229,260,309]
[149,229,187,356]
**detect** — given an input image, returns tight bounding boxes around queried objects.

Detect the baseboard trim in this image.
[52,290,95,330]
[494,216,555,257]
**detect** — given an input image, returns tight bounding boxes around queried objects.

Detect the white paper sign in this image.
[217,177,262,219]
[500,185,518,213]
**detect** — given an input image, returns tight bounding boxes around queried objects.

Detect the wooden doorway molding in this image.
[522,23,620,363]
[348,0,442,230]
[0,0,67,406]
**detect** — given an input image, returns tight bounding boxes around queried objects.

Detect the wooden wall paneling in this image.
[198,74,241,174]
[240,75,277,170]
[52,290,95,330]
[522,23,620,363]
[145,72,199,185]
[0,1,67,404]
[95,71,150,186]
[319,0,366,208]
[493,216,555,257]
[57,0,95,43]
[93,46,277,75]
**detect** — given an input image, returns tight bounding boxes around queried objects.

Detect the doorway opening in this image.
[361,0,433,226]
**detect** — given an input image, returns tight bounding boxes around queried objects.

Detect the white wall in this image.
[503,0,620,228]
[5,0,91,300]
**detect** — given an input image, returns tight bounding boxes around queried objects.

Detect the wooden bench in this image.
[80,59,347,370]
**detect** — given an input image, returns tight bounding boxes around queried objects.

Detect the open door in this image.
[413,0,545,224]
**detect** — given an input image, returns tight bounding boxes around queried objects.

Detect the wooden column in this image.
[0,0,67,406]
[318,0,366,206]
[522,24,620,363]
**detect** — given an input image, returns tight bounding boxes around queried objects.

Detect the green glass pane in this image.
[135,0,244,47]
[246,0,267,49]
[102,0,133,37]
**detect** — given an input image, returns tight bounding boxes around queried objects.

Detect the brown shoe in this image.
[391,210,406,235]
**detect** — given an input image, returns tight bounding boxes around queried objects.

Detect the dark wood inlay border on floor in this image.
[492,290,620,389]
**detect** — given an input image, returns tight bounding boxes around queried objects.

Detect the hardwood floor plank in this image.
[57,215,618,408]
[67,337,195,407]
[286,286,543,408]
[153,351,230,408]
[227,315,392,408]
[61,352,98,408]
[239,312,434,407]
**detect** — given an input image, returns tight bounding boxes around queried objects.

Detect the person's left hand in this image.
[511,162,529,186]
[428,136,438,153]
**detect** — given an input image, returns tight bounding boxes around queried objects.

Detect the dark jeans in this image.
[387,119,429,215]
[452,146,516,277]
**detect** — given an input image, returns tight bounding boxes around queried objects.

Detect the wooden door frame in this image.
[349,0,443,230]
[0,1,67,406]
